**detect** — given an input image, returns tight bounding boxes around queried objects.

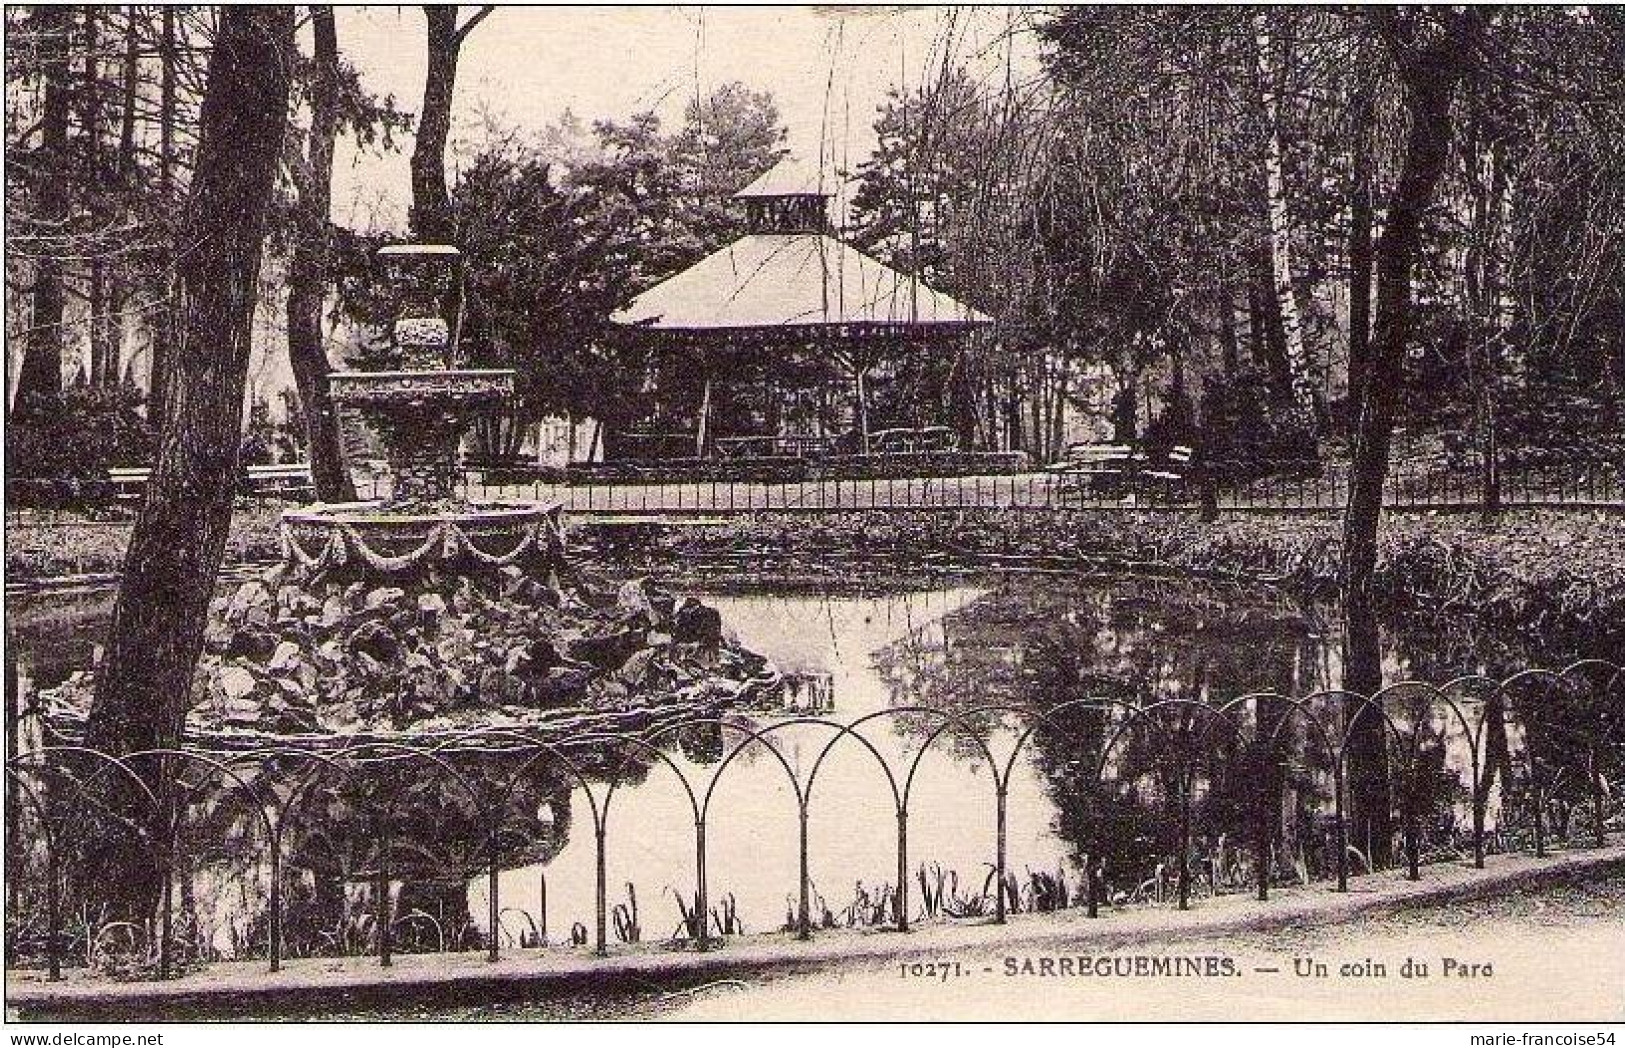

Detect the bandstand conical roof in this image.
[612,154,990,338]
[611,233,990,334]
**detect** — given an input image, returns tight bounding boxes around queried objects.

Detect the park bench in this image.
[713,435,777,459]
[773,434,836,457]
[714,434,839,459]
[1047,443,1194,497]
[617,430,698,461]
[105,463,314,501]
[1143,444,1195,487]
[871,425,958,453]
[246,463,314,498]
[1046,442,1145,490]
[107,466,152,502]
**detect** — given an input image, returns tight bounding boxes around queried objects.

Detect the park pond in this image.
[4,567,1602,960]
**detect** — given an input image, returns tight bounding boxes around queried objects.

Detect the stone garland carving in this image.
[280,513,562,574]
[328,371,512,406]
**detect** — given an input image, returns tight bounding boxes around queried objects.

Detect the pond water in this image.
[4,568,1593,957]
[481,570,1557,944]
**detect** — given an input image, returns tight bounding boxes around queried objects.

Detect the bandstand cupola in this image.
[734,155,832,234]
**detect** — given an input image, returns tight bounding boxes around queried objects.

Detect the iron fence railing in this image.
[8,454,1621,519]
[403,457,1621,516]
[5,660,1620,982]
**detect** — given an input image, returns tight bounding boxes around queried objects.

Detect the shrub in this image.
[1198,366,1320,482]
[5,386,155,508]
[239,397,279,467]
[1142,385,1197,458]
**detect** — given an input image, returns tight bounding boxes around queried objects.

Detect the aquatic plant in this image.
[667,887,741,942]
[841,880,894,928]
[611,882,640,944]
[783,885,838,931]
[670,889,703,942]
[710,893,742,937]
[913,863,999,920]
[1025,865,1070,913]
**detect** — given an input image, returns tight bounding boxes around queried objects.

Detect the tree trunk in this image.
[854,365,871,453]
[81,7,108,388]
[147,5,179,424]
[102,5,141,389]
[83,8,114,389]
[695,374,712,457]
[1346,78,1375,430]
[948,340,980,450]
[1110,369,1138,441]
[119,7,137,182]
[411,6,461,243]
[982,363,1000,452]
[1341,10,1484,868]
[5,651,19,923]
[410,6,490,352]
[89,266,111,387]
[83,6,296,916]
[1027,355,1044,453]
[1254,14,1316,415]
[1247,245,1292,397]
[81,6,101,177]
[1003,370,1022,455]
[104,281,126,388]
[15,5,72,405]
[1217,278,1242,374]
[287,5,356,502]
[1049,361,1068,461]
[1463,108,1508,520]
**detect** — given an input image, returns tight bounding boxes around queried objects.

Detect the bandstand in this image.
[610,155,992,460]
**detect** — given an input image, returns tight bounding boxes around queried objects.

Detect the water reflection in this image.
[476,572,1573,943]
[5,571,1607,963]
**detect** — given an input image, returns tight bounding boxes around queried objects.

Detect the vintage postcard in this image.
[3,3,1622,1032]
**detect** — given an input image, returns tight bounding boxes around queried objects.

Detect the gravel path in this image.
[269,856,1625,1022]
[650,867,1625,1022]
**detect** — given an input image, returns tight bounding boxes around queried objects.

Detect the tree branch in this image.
[453,5,495,44]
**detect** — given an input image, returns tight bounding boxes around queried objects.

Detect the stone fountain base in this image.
[280,500,561,575]
[44,536,782,740]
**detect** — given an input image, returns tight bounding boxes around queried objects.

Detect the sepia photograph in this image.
[2,2,1622,1030]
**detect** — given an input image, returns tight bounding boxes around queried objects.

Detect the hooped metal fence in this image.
[5,659,1621,983]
